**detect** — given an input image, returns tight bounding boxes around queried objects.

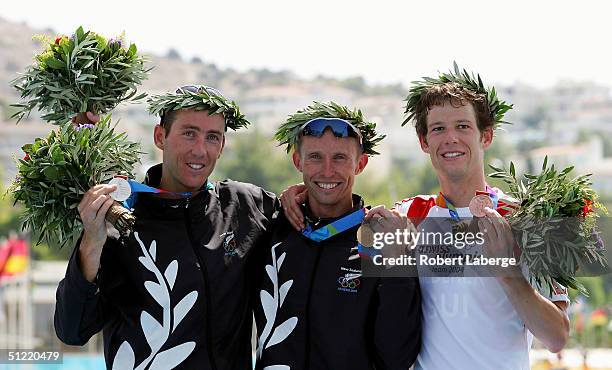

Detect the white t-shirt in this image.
[395,194,569,370]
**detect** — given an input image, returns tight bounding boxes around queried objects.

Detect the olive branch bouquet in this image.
[489,157,607,295]
[10,116,141,247]
[11,26,150,125]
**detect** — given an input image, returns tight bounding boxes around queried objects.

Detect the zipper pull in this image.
[185,197,190,209]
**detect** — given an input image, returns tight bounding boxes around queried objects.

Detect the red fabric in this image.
[496,199,517,217]
[0,240,10,273]
[401,195,437,228]
[0,238,28,279]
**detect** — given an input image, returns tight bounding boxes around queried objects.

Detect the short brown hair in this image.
[414,82,492,138]
[160,110,180,137]
[160,109,224,138]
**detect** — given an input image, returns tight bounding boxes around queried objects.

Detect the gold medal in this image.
[357,223,375,248]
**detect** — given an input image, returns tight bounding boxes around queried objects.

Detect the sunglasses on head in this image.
[300,118,363,146]
[176,84,224,98]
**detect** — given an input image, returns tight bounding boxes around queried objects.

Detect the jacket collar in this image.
[134,164,213,217]
[303,194,365,228]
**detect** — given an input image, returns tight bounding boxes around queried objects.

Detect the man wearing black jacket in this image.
[54,86,280,370]
[255,102,421,370]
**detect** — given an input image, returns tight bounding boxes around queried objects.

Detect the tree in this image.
[166,48,182,60]
[340,76,366,93]
[213,128,300,194]
[523,105,549,129]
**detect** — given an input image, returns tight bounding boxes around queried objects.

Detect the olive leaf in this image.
[403,61,513,129]
[147,86,249,131]
[274,101,385,156]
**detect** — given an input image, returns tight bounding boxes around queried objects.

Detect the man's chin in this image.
[438,164,469,179]
[310,192,341,205]
[180,177,210,192]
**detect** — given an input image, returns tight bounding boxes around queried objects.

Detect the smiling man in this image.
[54,86,281,370]
[154,108,226,191]
[254,102,421,370]
[393,65,570,370]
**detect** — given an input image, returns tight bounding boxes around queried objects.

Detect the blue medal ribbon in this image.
[301,208,366,242]
[122,179,214,209]
[301,208,382,260]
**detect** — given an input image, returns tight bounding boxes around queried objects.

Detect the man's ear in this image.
[418,134,430,154]
[355,153,369,175]
[292,150,303,171]
[154,125,165,150]
[481,128,493,149]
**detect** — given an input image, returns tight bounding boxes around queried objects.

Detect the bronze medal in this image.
[469,194,493,218]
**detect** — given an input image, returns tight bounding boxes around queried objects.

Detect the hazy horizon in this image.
[2,0,612,91]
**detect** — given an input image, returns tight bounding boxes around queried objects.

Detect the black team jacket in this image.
[54,164,279,370]
[254,195,422,370]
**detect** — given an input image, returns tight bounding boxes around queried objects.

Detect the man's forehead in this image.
[175,109,223,119]
[178,124,224,134]
[301,134,359,152]
[426,102,476,125]
[173,110,225,127]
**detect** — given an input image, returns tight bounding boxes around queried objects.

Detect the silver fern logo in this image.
[111,232,198,370]
[257,242,297,370]
[221,231,237,257]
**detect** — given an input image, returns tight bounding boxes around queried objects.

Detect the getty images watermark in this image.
[358,216,611,278]
[367,226,517,269]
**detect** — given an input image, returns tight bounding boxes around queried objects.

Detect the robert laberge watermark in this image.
[356,217,526,277]
[368,227,518,268]
[357,217,612,277]
[374,253,518,268]
[360,216,611,279]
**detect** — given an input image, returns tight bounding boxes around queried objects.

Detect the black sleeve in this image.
[217,180,281,225]
[248,188,282,303]
[372,276,422,370]
[255,186,281,225]
[54,239,117,345]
